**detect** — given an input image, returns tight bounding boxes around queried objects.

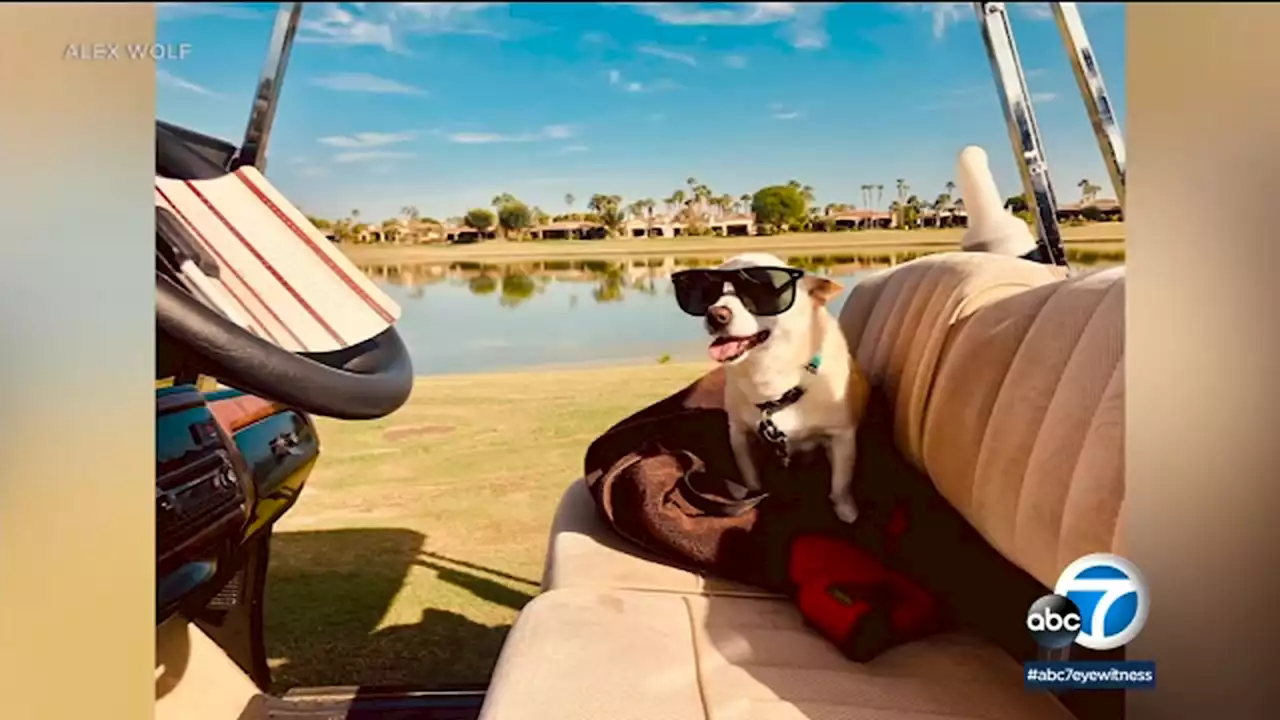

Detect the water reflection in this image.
[359,250,1121,375]
[359,252,932,309]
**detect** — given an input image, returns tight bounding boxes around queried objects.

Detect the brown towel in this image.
[585,368,1052,655]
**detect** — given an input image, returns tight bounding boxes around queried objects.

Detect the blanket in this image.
[583,367,1056,662]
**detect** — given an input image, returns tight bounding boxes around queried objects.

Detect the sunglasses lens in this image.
[671,271,722,316]
[733,268,798,316]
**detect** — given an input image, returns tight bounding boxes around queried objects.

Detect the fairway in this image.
[265,362,709,689]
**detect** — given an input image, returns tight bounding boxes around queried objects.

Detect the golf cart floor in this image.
[257,686,485,719]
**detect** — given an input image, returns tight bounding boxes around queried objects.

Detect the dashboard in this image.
[156,382,318,623]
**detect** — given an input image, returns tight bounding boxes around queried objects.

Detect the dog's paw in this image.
[832,496,859,524]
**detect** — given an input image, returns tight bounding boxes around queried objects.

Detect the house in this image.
[1056,198,1122,222]
[917,205,969,228]
[529,220,608,240]
[823,209,896,230]
[709,213,756,237]
[445,226,497,243]
[623,216,689,238]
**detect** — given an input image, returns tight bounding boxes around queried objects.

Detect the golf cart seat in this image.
[480,252,1125,720]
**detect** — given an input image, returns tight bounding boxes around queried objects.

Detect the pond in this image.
[360,252,1120,375]
[358,255,903,375]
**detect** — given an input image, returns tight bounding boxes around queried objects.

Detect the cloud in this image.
[1031,92,1058,103]
[1023,4,1055,21]
[559,144,589,153]
[638,44,697,66]
[333,150,415,163]
[541,124,575,140]
[156,2,262,22]
[618,2,835,51]
[446,124,578,144]
[318,131,417,149]
[298,165,331,178]
[156,69,220,97]
[297,2,513,52]
[608,69,679,93]
[581,31,612,45]
[769,102,804,120]
[310,72,426,95]
[723,54,748,69]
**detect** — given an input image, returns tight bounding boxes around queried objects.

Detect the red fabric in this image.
[788,522,943,661]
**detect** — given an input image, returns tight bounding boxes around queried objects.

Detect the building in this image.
[529,220,608,240]
[1056,198,1122,222]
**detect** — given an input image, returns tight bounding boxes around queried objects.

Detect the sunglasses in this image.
[671,266,807,317]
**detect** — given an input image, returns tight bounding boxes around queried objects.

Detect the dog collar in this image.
[754,354,823,463]
[755,354,822,414]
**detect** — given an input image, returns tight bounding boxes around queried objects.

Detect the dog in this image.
[671,253,870,524]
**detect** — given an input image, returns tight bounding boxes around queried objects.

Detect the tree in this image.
[875,184,884,209]
[499,272,537,308]
[497,201,534,239]
[944,180,956,200]
[564,193,575,211]
[751,185,807,233]
[588,193,625,234]
[400,205,419,223]
[464,207,496,232]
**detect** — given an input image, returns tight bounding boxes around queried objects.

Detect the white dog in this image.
[671,253,869,523]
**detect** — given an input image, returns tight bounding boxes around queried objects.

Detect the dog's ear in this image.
[805,275,843,305]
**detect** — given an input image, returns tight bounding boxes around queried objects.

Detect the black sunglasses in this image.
[670,266,807,317]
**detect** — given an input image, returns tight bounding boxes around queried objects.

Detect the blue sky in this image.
[156,2,1125,222]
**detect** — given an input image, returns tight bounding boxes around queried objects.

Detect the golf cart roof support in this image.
[235,2,303,173]
[1051,2,1127,206]
[974,2,1068,267]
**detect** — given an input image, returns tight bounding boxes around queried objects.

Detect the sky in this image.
[156,2,1126,223]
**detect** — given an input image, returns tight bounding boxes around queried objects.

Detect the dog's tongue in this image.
[708,336,753,363]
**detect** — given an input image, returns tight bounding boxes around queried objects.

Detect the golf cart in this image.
[154,4,1125,719]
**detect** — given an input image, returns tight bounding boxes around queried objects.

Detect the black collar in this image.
[754,355,823,464]
[754,354,822,415]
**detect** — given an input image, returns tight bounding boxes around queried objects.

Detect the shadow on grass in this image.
[265,528,535,691]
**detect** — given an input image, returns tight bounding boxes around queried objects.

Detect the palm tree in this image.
[739,193,752,215]
[667,190,687,217]
[641,198,657,236]
[875,184,884,210]
[894,179,908,226]
[564,193,576,215]
[945,180,956,199]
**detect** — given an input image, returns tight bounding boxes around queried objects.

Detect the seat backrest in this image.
[838,252,1124,588]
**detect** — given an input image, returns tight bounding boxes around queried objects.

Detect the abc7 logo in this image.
[1027,553,1149,651]
[1026,594,1083,649]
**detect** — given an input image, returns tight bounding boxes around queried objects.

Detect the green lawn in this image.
[264,362,709,690]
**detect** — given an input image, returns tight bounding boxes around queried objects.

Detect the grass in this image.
[338,224,1126,264]
[265,362,710,690]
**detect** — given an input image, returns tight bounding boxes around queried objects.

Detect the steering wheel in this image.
[156,121,414,420]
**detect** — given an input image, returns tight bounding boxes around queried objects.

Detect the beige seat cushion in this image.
[840,253,1124,587]
[542,478,782,597]
[479,588,1074,720]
